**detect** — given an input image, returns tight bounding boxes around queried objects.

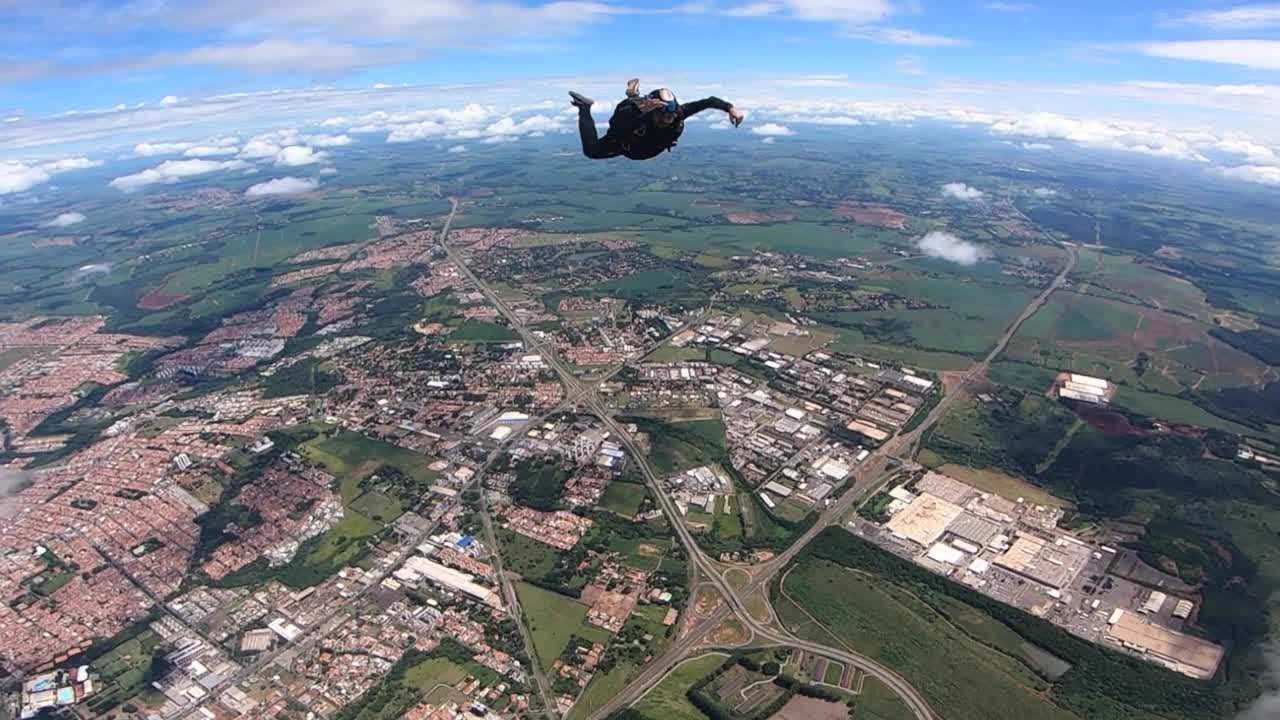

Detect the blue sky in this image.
[2,0,1279,116]
[3,1,1280,192]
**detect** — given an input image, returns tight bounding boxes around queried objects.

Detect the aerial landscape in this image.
[3,2,1280,720]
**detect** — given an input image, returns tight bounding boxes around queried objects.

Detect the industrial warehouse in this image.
[850,470,1225,680]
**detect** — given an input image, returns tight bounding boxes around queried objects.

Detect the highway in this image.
[442,198,1077,720]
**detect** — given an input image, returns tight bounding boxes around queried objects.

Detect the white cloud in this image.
[0,156,100,195]
[319,167,338,175]
[44,212,86,227]
[1213,136,1276,163]
[41,157,100,172]
[173,38,415,74]
[1140,40,1280,70]
[184,145,239,157]
[896,55,926,76]
[245,176,320,196]
[762,137,776,144]
[777,0,894,24]
[239,137,283,159]
[483,114,564,136]
[1021,142,1054,151]
[448,144,467,153]
[941,182,984,201]
[1216,164,1280,186]
[305,133,352,147]
[751,122,794,136]
[842,27,968,46]
[1032,187,1057,197]
[135,141,195,156]
[918,231,989,265]
[988,112,1208,160]
[1172,4,1280,30]
[386,121,446,142]
[725,2,781,17]
[159,95,185,106]
[108,158,245,192]
[480,135,519,144]
[274,145,327,166]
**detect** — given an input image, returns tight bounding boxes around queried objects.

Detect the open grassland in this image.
[630,415,729,476]
[402,657,468,691]
[925,393,1078,482]
[599,481,647,517]
[1073,251,1218,323]
[281,431,436,585]
[300,430,439,484]
[1110,386,1256,435]
[515,581,612,669]
[449,319,518,343]
[855,677,915,720]
[818,273,1039,358]
[934,463,1073,509]
[644,345,707,363]
[777,559,1079,720]
[1009,291,1270,392]
[496,528,559,578]
[636,653,729,720]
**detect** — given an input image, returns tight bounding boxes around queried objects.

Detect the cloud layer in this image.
[245,176,320,196]
[917,231,989,265]
[0,156,100,194]
[44,211,86,227]
[109,158,245,192]
[941,182,984,201]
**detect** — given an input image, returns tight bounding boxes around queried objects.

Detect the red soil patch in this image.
[834,203,906,230]
[137,289,188,310]
[1074,404,1145,437]
[725,210,795,225]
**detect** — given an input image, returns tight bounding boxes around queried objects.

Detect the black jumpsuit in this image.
[576,96,735,160]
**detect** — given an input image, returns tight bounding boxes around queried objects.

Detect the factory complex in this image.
[850,470,1224,680]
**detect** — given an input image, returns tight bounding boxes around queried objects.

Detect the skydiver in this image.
[569,78,744,160]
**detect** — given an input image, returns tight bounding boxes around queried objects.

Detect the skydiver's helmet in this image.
[648,88,680,115]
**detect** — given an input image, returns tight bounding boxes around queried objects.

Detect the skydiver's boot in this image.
[569,91,594,109]
[625,78,640,98]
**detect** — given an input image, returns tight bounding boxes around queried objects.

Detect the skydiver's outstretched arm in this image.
[682,97,745,127]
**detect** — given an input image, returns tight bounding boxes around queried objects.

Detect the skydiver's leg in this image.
[578,106,619,159]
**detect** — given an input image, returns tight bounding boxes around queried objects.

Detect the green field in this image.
[600,481,647,516]
[925,391,1079,481]
[402,657,468,691]
[497,528,560,579]
[277,430,437,586]
[777,560,1079,720]
[82,628,164,716]
[1110,385,1256,435]
[300,430,439,484]
[1007,290,1270,395]
[630,416,728,476]
[644,344,707,363]
[855,677,915,720]
[450,319,519,343]
[987,361,1059,393]
[515,581,612,668]
[636,653,729,720]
